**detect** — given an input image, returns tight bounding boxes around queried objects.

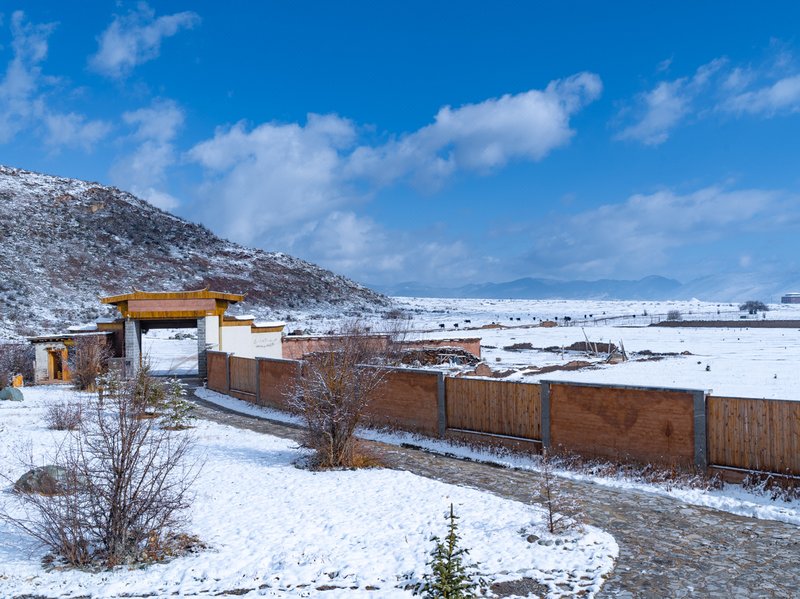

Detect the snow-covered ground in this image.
[196,388,800,528]
[142,328,198,375]
[289,298,800,401]
[0,386,617,598]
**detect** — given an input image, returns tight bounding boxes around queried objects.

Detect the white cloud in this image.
[616,59,725,146]
[186,74,601,280]
[284,210,474,284]
[187,73,602,281]
[723,74,800,116]
[618,48,800,144]
[347,72,602,187]
[89,3,200,79]
[189,113,357,243]
[0,11,52,142]
[111,99,184,210]
[43,111,111,149]
[0,11,110,149]
[527,185,794,277]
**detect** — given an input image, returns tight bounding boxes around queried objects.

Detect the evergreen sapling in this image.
[415,504,484,598]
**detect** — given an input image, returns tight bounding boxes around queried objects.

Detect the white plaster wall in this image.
[204,315,220,351]
[221,325,254,357]
[33,342,64,383]
[252,331,282,359]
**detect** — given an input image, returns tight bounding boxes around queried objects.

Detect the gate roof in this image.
[101,288,244,320]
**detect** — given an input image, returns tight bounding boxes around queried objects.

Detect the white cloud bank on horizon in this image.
[187,73,602,281]
[0,11,110,149]
[525,184,799,278]
[617,46,800,145]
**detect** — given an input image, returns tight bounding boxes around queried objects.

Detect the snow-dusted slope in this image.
[0,165,389,338]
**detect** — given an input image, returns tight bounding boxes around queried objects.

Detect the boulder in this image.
[14,465,70,495]
[0,387,23,401]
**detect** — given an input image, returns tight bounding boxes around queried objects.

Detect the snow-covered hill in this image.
[0,165,389,338]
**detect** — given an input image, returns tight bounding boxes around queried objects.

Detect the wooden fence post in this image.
[437,373,446,438]
[540,381,551,450]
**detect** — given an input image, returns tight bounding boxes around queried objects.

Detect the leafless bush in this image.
[550,450,722,492]
[290,321,389,468]
[45,401,83,431]
[0,342,34,387]
[742,471,800,502]
[537,449,583,534]
[69,336,112,391]
[666,310,682,321]
[4,369,198,567]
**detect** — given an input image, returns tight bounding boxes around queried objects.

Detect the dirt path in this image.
[189,395,799,598]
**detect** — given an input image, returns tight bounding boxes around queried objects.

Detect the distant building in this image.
[781,293,800,304]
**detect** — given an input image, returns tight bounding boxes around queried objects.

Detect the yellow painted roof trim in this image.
[101,287,245,305]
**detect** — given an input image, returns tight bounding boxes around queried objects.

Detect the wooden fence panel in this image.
[207,351,228,394]
[445,378,541,440]
[708,396,800,475]
[229,356,256,396]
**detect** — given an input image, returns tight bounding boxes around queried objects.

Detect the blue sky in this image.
[2,1,800,287]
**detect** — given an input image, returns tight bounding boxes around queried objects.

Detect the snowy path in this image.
[189,394,800,598]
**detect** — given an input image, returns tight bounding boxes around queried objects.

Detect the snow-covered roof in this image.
[253,321,286,328]
[68,323,98,332]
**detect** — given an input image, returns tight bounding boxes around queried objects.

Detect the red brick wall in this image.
[258,358,302,411]
[281,335,390,360]
[549,383,695,466]
[364,368,441,436]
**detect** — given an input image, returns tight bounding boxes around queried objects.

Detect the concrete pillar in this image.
[197,317,207,379]
[124,319,141,377]
[437,373,446,438]
[693,390,708,470]
[540,381,551,449]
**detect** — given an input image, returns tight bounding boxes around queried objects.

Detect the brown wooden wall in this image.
[446,378,541,440]
[258,358,302,411]
[708,396,800,475]
[207,351,228,394]
[549,383,695,465]
[363,368,440,436]
[229,356,256,398]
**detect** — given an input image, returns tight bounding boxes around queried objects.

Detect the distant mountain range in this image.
[374,274,800,303]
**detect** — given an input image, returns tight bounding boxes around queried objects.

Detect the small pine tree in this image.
[415,504,482,599]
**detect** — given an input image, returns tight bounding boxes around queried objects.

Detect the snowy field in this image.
[288,298,800,401]
[0,386,617,598]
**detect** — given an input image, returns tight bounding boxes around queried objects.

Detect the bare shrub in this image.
[4,369,198,567]
[45,401,83,431]
[742,471,800,502]
[666,310,681,321]
[537,449,582,534]
[290,321,389,469]
[0,342,34,387]
[69,336,112,391]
